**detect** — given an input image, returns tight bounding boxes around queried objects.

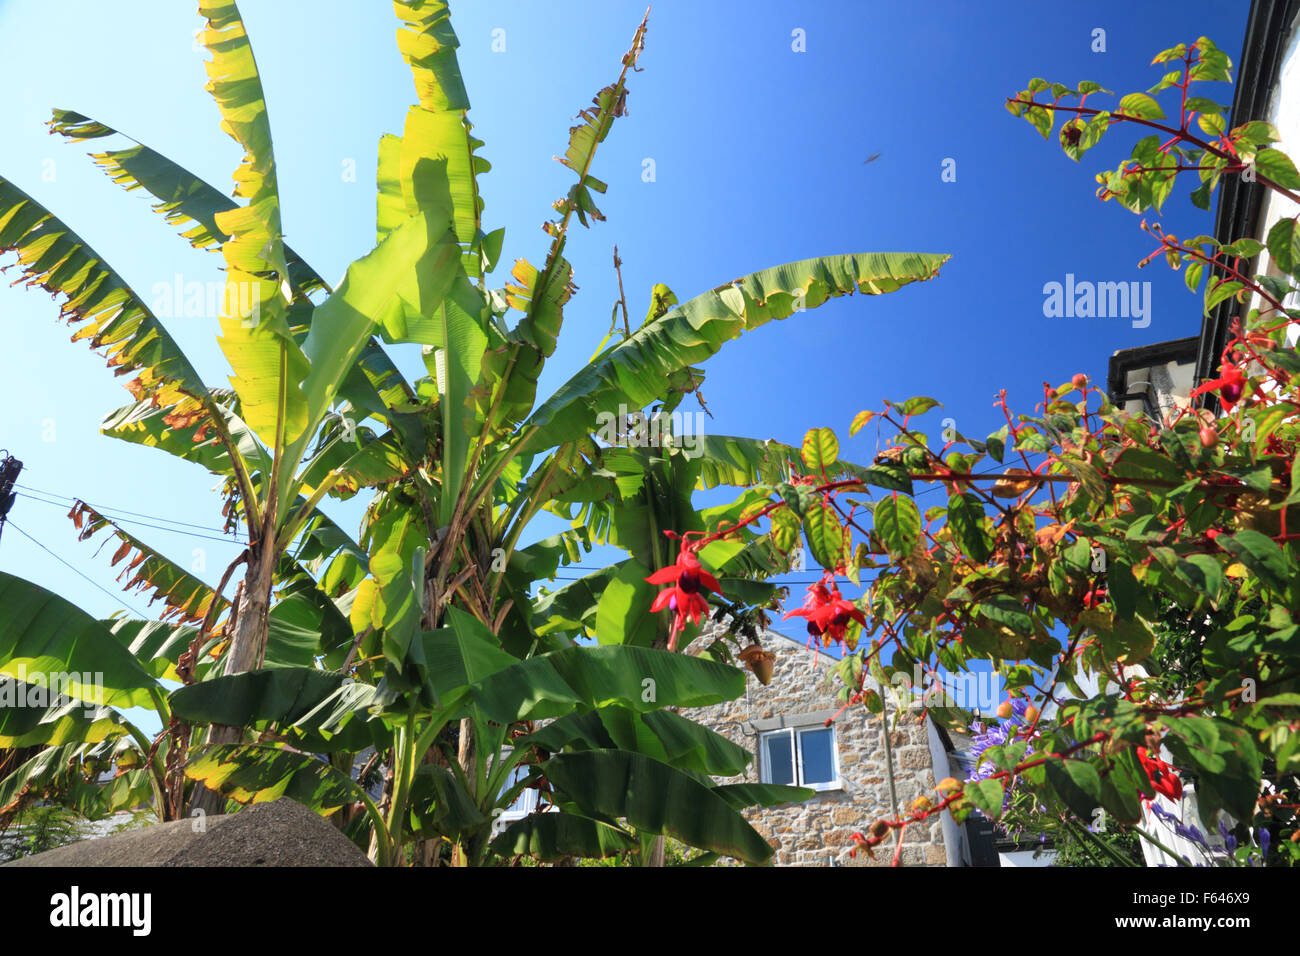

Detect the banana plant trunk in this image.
[187,542,277,815]
[450,717,477,865]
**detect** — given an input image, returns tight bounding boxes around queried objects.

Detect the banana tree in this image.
[0,0,947,862]
[0,562,810,865]
[0,0,460,815]
[169,605,821,865]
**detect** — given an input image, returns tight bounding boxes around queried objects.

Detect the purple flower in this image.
[1149,803,1180,826]
[965,706,1034,812]
[967,719,1017,782]
[1174,822,1210,849]
[1259,828,1270,860]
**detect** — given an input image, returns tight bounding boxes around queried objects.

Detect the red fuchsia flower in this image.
[1081,587,1107,609]
[1137,746,1183,803]
[783,577,866,647]
[1190,362,1247,411]
[646,541,722,651]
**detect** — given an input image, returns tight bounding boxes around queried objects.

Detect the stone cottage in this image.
[689,626,949,866]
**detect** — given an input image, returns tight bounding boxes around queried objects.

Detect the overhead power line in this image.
[14,483,246,544]
[3,519,149,618]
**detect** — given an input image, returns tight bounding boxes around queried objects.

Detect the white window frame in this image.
[496,750,540,824]
[758,724,841,792]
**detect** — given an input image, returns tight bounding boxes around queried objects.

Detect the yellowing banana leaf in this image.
[49,109,422,430]
[198,0,289,287]
[100,388,271,479]
[0,684,127,748]
[67,500,228,626]
[184,742,361,812]
[391,0,486,274]
[47,108,329,299]
[0,176,207,405]
[522,253,949,454]
[278,209,459,513]
[199,0,310,446]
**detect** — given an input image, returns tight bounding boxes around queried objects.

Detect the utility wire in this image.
[14,490,246,547]
[16,477,234,531]
[2,455,1041,597]
[3,520,150,618]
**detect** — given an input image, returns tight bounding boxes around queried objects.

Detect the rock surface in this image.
[5,799,372,867]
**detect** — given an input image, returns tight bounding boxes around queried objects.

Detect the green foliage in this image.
[701,35,1300,863]
[0,1,940,866]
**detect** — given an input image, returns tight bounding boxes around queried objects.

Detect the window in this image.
[497,760,539,821]
[759,725,840,791]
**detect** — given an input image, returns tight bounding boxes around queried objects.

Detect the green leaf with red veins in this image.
[1023,102,1053,139]
[849,409,875,436]
[1185,96,1230,114]
[985,425,1009,463]
[1254,148,1300,190]
[1222,237,1265,259]
[965,777,1006,820]
[1189,42,1232,83]
[768,506,802,554]
[947,493,992,564]
[873,494,921,560]
[800,427,839,473]
[1197,112,1226,136]
[1151,44,1187,64]
[1060,457,1111,506]
[1205,277,1244,314]
[1148,70,1182,94]
[1118,92,1165,120]
[900,395,942,416]
[1267,218,1300,277]
[804,500,849,572]
[1079,111,1110,153]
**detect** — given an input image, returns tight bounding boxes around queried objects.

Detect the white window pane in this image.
[798,728,836,786]
[763,732,795,785]
[500,764,533,814]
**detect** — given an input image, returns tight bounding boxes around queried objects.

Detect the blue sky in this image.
[0,0,1246,653]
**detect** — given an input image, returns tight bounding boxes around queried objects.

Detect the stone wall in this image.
[688,629,947,866]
